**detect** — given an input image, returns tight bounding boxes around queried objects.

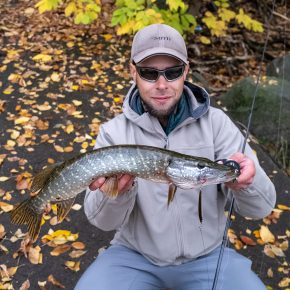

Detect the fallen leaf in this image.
[240,235,257,246]
[0,201,13,212]
[260,225,275,243]
[50,244,71,256]
[20,279,30,290]
[267,267,273,278]
[69,250,86,258]
[72,241,85,250]
[71,204,82,211]
[277,204,290,211]
[47,275,65,288]
[28,246,42,264]
[278,277,290,287]
[14,116,30,125]
[64,261,80,272]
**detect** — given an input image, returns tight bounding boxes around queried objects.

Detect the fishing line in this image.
[275,0,287,166]
[211,1,277,289]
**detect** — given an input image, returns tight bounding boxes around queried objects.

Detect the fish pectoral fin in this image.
[167,184,177,206]
[56,197,76,222]
[102,176,119,198]
[31,163,61,193]
[10,198,43,242]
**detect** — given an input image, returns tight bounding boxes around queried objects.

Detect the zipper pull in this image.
[164,137,169,148]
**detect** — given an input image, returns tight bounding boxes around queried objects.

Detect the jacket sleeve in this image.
[83,125,137,231]
[213,109,276,219]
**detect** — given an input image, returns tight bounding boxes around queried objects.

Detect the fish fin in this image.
[10,198,43,242]
[198,189,203,223]
[102,176,119,198]
[56,197,76,222]
[31,163,60,193]
[167,184,177,206]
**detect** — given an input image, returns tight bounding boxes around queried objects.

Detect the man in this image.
[75,24,276,290]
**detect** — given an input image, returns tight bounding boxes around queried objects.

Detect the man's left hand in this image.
[225,152,256,191]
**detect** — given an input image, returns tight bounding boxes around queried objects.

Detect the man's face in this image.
[130,55,189,119]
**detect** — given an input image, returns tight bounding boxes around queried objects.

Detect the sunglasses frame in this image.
[135,64,185,82]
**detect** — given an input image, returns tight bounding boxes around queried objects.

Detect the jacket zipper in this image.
[164,135,185,259]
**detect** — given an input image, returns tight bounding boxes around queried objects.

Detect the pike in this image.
[11,145,240,241]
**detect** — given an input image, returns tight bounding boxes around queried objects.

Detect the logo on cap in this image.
[152,36,171,41]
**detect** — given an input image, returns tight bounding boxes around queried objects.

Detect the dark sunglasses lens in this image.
[165,66,184,80]
[139,68,159,81]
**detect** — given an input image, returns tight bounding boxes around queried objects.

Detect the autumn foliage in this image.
[35,0,264,44]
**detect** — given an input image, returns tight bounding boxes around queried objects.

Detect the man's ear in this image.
[183,64,190,80]
[130,63,137,83]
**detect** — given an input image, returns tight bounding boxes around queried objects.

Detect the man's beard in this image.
[141,98,178,119]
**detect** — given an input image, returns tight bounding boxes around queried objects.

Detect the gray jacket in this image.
[84,82,276,266]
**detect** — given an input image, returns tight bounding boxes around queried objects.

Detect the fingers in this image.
[225,153,256,191]
[89,175,135,194]
[89,177,106,191]
[117,174,135,194]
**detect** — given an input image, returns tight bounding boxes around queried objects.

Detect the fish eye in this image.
[197,162,205,169]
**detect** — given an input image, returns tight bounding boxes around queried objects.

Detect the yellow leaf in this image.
[102,34,113,41]
[260,225,275,243]
[32,53,52,63]
[67,41,75,48]
[65,2,77,17]
[72,85,79,90]
[81,142,88,149]
[65,124,74,134]
[200,36,211,44]
[0,177,9,182]
[218,8,236,22]
[3,86,14,95]
[277,204,290,211]
[15,116,30,125]
[64,260,80,272]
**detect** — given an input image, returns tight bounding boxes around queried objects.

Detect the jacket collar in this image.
[122,81,210,135]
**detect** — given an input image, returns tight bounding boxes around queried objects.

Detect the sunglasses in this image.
[135,65,185,82]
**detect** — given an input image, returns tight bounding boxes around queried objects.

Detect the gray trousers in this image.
[75,245,266,290]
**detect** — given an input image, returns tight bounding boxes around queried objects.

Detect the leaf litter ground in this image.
[0,0,289,289]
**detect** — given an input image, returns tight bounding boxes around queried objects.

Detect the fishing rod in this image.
[211,1,277,289]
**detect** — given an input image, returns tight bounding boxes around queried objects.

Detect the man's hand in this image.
[89,174,135,195]
[225,152,256,191]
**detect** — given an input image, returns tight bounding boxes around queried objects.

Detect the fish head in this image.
[166,158,240,189]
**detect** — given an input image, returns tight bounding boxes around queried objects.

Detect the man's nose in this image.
[155,74,168,89]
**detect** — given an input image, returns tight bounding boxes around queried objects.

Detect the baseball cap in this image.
[131,24,188,64]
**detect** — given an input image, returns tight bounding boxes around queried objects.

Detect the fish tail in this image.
[10,198,43,242]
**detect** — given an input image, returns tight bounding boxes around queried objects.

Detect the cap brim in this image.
[132,47,188,64]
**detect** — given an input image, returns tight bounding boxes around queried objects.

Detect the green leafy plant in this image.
[35,0,101,25]
[111,0,196,35]
[34,0,264,40]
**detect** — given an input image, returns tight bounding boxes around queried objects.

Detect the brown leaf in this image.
[50,244,71,256]
[69,250,86,258]
[71,242,85,250]
[240,235,257,246]
[28,246,42,264]
[20,279,30,290]
[47,274,65,288]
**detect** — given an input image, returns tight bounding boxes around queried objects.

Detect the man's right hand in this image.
[89,174,135,195]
